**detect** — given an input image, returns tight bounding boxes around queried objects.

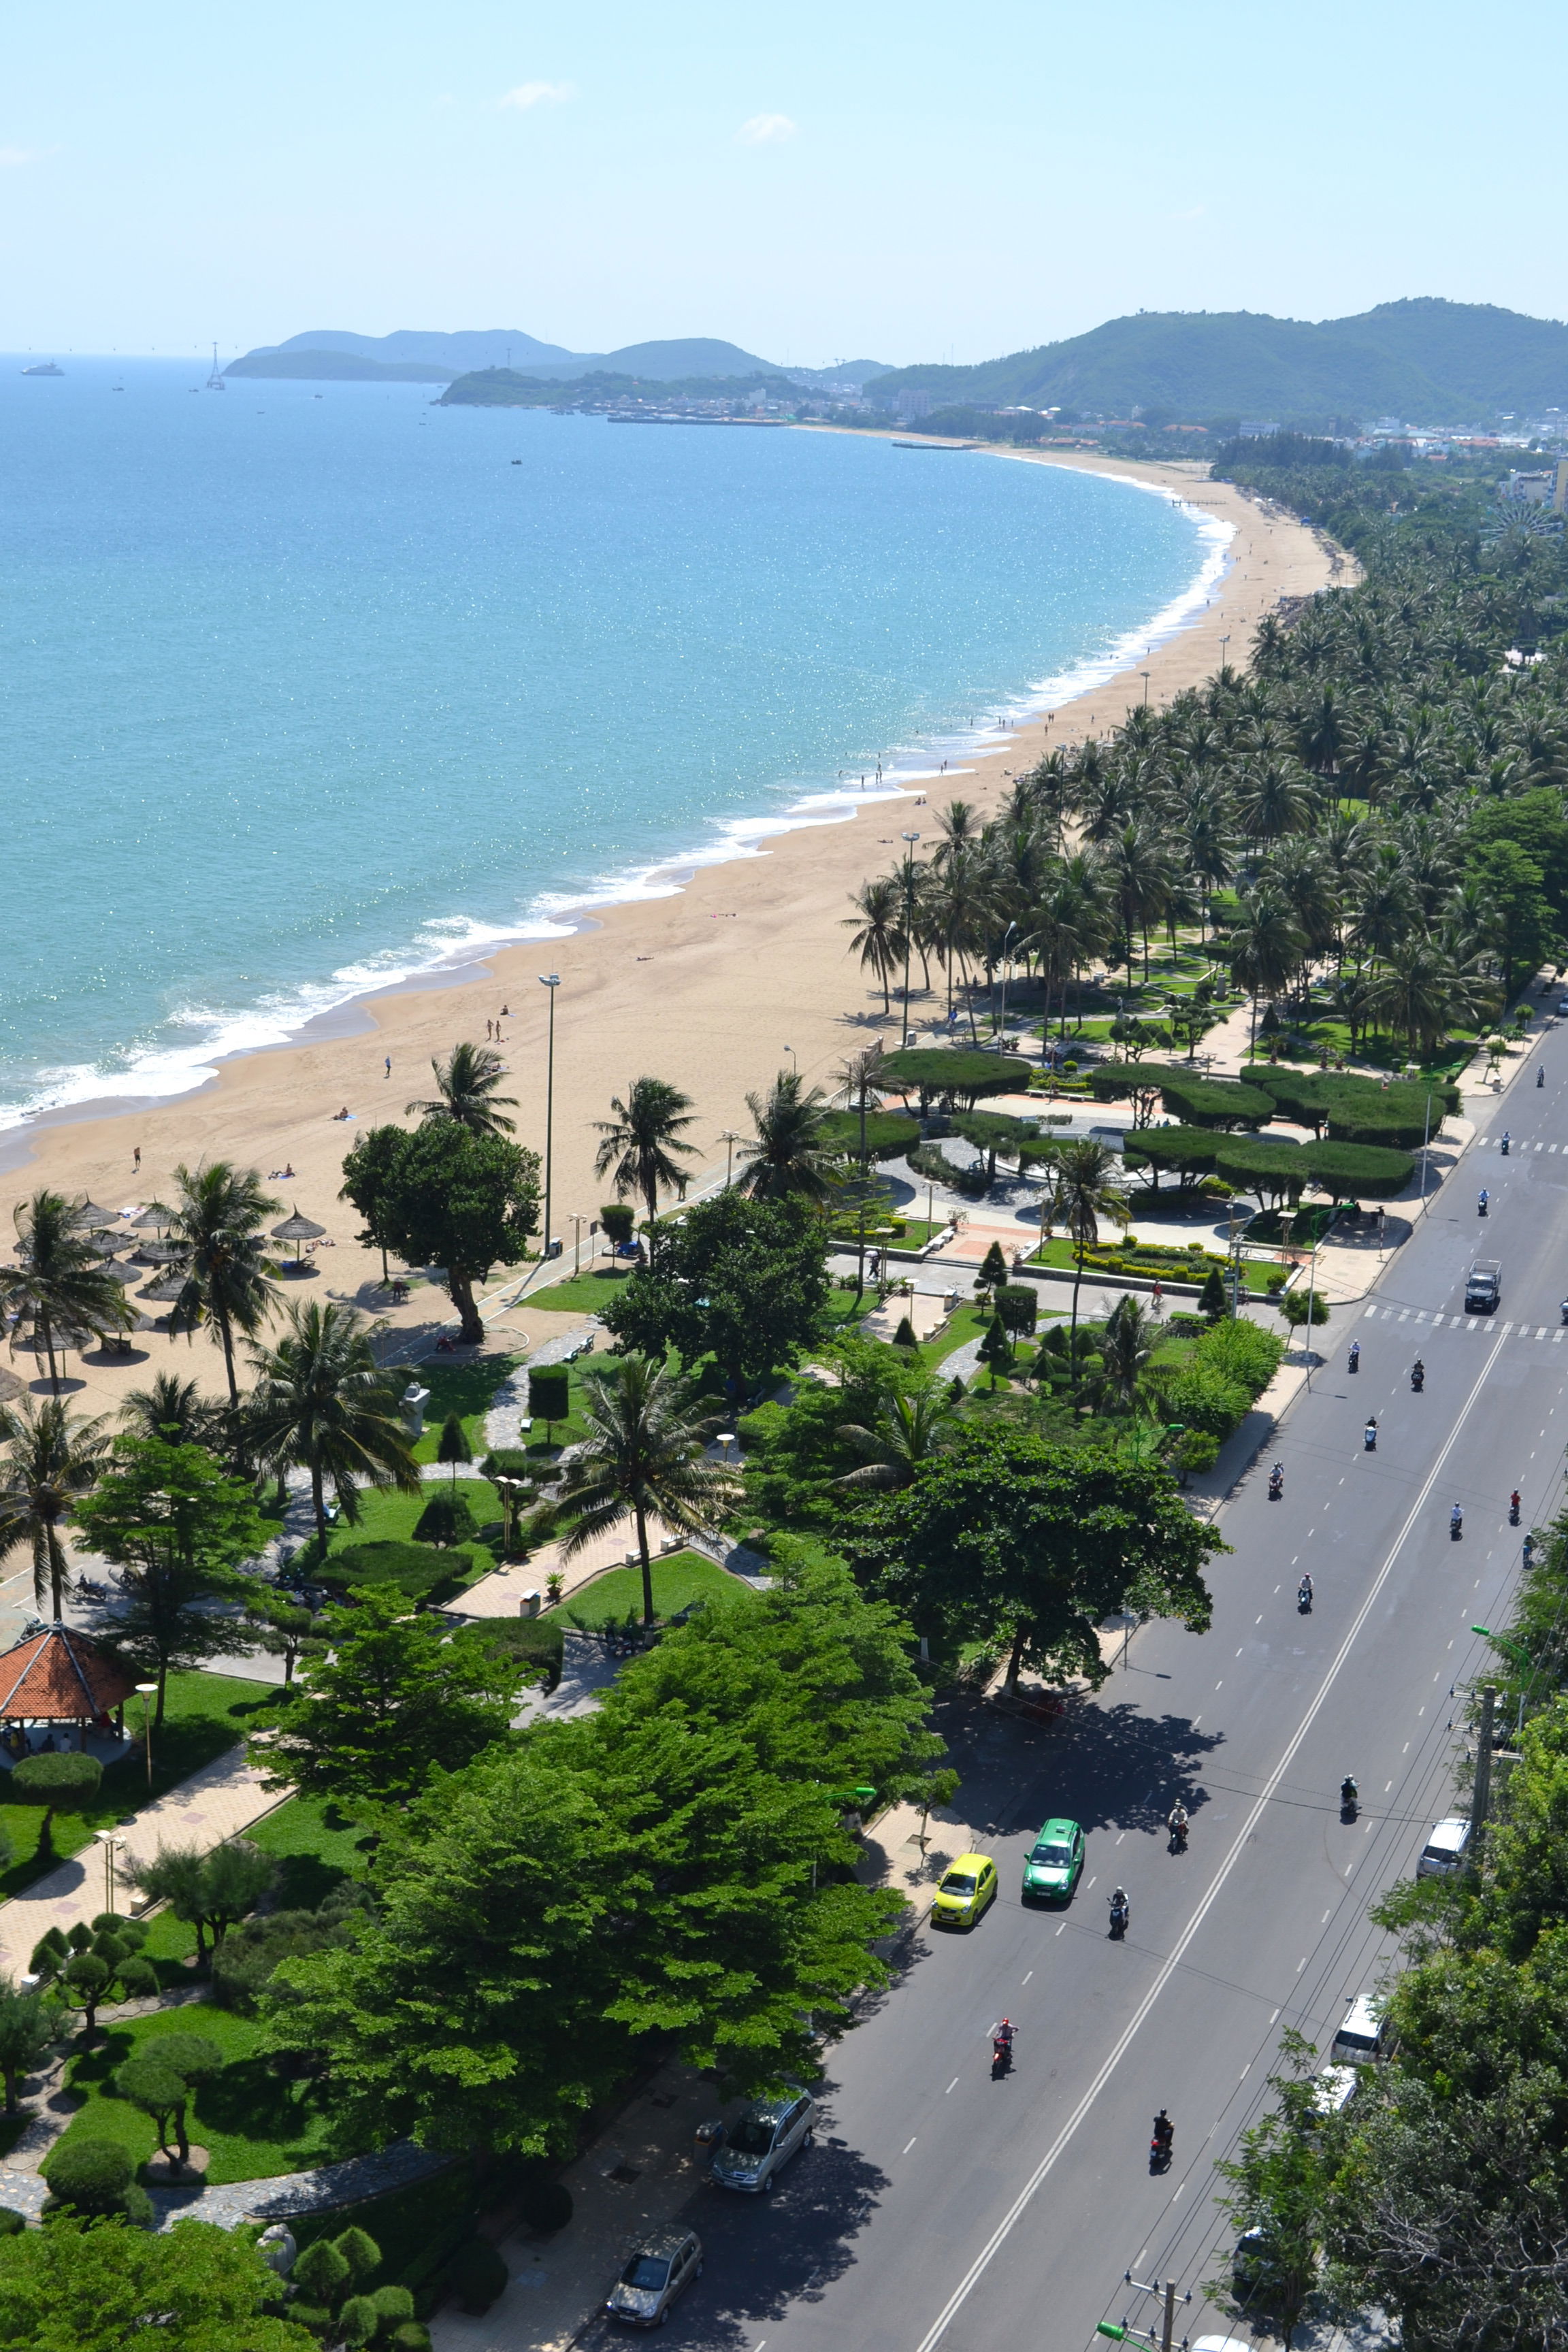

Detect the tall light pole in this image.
[1139,669,1151,706]
[996,919,1019,1039]
[94,1827,122,1920]
[538,975,559,1263]
[136,1682,157,1794]
[783,1045,798,1077]
[716,1130,742,1187]
[1219,631,1231,674]
[900,830,921,1049]
[570,1212,587,1275]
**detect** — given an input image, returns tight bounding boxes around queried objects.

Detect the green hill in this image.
[872,300,1568,425]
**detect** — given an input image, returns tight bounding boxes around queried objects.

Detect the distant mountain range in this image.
[225,329,891,390]
[870,301,1568,425]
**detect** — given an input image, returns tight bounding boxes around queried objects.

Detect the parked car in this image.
[1020,1816,1084,1904]
[932,1852,998,1929]
[1330,1991,1391,2068]
[1309,2063,1358,2120]
[1417,1815,1471,1878]
[604,2226,703,2327]
[709,2091,817,2193]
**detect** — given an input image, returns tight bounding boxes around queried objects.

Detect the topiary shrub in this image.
[1198,1267,1230,1320]
[317,1539,450,1599]
[1301,1139,1414,1200]
[42,2136,152,2225]
[994,1283,1038,1338]
[892,1316,918,1348]
[599,1201,636,1248]
[451,2238,509,2313]
[527,1364,570,1431]
[0,2209,21,2237]
[519,2178,573,2235]
[410,1490,478,1550]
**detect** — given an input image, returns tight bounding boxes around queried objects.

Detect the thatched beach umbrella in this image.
[130,1241,182,1267]
[96,1259,143,1286]
[270,1207,325,1266]
[138,1270,188,1303]
[69,1199,118,1232]
[131,1204,172,1233]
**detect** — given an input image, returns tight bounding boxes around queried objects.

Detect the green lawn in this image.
[247,1793,374,1908]
[523,1264,636,1317]
[561,1552,751,1627]
[0,1672,276,1903]
[408,1354,524,1463]
[318,1480,504,1586]
[54,2004,336,2185]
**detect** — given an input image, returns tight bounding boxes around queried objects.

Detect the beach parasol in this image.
[0,1366,25,1405]
[131,1204,173,1233]
[69,1199,118,1232]
[88,1232,130,1258]
[96,1259,143,1286]
[131,1240,183,1267]
[271,1207,326,1265]
[139,1270,189,1303]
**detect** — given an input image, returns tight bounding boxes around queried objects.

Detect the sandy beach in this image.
[1,448,1343,1413]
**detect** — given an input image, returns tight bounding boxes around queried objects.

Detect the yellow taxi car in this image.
[932,1852,998,1929]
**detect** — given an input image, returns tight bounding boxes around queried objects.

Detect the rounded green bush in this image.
[0,2208,24,2237]
[452,2238,509,2314]
[519,2178,573,2234]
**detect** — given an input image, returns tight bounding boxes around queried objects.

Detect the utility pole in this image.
[1096,2271,1190,2350]
[900,830,921,1049]
[538,974,560,1262]
[1473,1682,1497,1861]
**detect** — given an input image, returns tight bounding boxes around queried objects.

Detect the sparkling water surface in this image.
[0,358,1220,1123]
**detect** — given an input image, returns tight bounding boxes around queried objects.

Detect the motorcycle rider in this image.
[1502,1131,1511,1156]
[1341,1774,1359,1812]
[1411,1355,1424,1386]
[1479,1188,1490,1214]
[1152,2108,1174,2155]
[1452,1502,1465,1535]
[1348,1339,1360,1373]
[1298,1571,1313,1607]
[1511,1490,1522,1524]
[1539,1067,1547,1088]
[1167,1801,1190,1846]
[1109,1886,1129,1931]
[1364,1415,1378,1450]
[992,2016,1015,2058]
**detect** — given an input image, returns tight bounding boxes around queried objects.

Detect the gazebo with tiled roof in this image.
[0,1627,134,1754]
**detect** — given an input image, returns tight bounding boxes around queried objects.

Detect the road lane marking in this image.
[903,2138,917,2155]
[1022,1971,1033,1984]
[945,2078,959,2095]
[908,1324,1507,2352]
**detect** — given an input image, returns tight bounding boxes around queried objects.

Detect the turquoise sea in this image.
[0,357,1225,1127]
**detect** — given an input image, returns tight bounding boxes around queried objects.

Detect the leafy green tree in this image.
[592,1077,699,1224]
[1471,838,1556,1003]
[0,2212,318,2348]
[0,1399,110,1620]
[361,1122,540,1345]
[340,1122,412,1286]
[599,1190,830,1400]
[977,1311,1013,1389]
[411,1488,477,1548]
[436,1411,472,1490]
[736,1071,839,1205]
[261,1554,931,2158]
[846,1429,1220,1695]
[256,1586,525,1810]
[0,1190,133,1392]
[116,2034,223,2166]
[74,1437,270,1727]
[165,1162,282,1409]
[11,1754,102,1861]
[405,1040,517,1135]
[246,1301,421,1552]
[974,1239,1008,1291]
[557,1355,739,1626]
[125,1842,276,1965]
[39,2138,152,2227]
[1198,1265,1230,1320]
[1211,2031,1338,2349]
[0,1983,56,2115]
[1277,1286,1330,1333]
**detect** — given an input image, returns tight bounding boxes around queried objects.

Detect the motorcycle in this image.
[1411,1361,1425,1392]
[1478,1192,1490,1216]
[1348,1342,1360,1375]
[1298,1576,1313,1614]
[1149,2122,1174,2174]
[1510,1492,1522,1526]
[1168,1815,1190,1855]
[1341,1776,1359,1822]
[1501,1134,1511,1156]
[1539,1068,1547,1088]
[1451,1505,1465,1540]
[1364,1420,1378,1452]
[991,2030,1014,2080]
[1267,1466,1284,1501]
[1108,1894,1129,1940]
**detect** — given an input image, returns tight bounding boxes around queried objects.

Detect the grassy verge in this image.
[54,2004,336,2185]
[408,1354,524,1463]
[317,1481,506,1588]
[560,1551,748,1627]
[521,1264,635,1317]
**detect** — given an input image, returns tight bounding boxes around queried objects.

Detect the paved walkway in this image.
[0,1737,284,1976]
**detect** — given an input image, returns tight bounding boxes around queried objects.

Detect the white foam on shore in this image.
[0,484,1230,1137]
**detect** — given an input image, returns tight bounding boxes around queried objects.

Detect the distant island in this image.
[438,365,806,412]
[225,328,889,393]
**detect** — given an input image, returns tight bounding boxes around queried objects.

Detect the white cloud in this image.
[499,82,574,112]
[0,146,46,169]
[736,114,796,146]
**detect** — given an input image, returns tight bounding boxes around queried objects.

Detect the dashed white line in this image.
[902,2137,917,2155]
[945,2078,959,2095]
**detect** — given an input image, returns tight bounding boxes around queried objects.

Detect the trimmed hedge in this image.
[1301,1139,1414,1199]
[1251,1066,1458,1151]
[1122,1127,1219,1190]
[456,1616,564,1689]
[1156,1072,1273,1130]
[528,1364,571,1424]
[819,1109,921,1162]
[1213,1134,1307,1208]
[878,1047,1033,1110]
[317,1539,452,1598]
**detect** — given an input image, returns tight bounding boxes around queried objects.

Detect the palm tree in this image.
[557,1354,740,1627]
[0,1192,133,1391]
[736,1071,839,1205]
[843,877,908,1015]
[405,1041,518,1136]
[1234,755,1316,845]
[247,1300,421,1553]
[834,1388,956,1490]
[836,1042,886,1299]
[1226,888,1308,1058]
[0,1398,110,1620]
[593,1077,699,1226]
[166,1163,282,1410]
[118,1371,223,1449]
[1367,941,1486,1058]
[1045,1140,1130,1379]
[1090,1295,1158,1414]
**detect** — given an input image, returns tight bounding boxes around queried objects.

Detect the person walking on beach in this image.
[133,1145,141,1171]
[384,1056,391,1079]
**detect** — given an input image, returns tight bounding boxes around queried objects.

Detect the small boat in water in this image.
[20,361,63,377]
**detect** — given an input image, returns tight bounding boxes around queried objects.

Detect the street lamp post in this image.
[783,1045,798,1077]
[1139,669,1151,707]
[996,920,1019,1040]
[1220,632,1231,674]
[716,1130,742,1188]
[538,975,560,1264]
[135,1682,157,1793]
[93,1828,122,1920]
[900,831,921,1049]
[570,1212,587,1276]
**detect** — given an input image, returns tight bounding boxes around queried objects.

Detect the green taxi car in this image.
[1021,1816,1084,1904]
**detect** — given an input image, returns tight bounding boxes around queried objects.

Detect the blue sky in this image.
[3,0,1565,365]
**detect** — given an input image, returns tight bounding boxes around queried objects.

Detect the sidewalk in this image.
[0,1739,283,1975]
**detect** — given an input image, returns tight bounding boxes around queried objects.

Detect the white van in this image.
[1417,1816,1471,1879]
[1309,2063,1358,2119]
[1330,1992,1390,2068]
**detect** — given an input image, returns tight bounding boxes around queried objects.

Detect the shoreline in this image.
[1,453,1342,1403]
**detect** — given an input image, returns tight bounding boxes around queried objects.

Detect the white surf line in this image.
[910,1326,1506,2352]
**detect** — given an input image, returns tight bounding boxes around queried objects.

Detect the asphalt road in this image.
[584,1045,1568,2352]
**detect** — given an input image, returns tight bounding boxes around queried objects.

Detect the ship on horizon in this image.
[20,361,63,377]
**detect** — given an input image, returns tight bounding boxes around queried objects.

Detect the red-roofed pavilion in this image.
[0,1627,133,1757]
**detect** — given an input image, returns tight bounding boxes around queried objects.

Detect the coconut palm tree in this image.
[833,1388,956,1490]
[166,1163,282,1411]
[593,1077,700,1226]
[118,1371,225,1450]
[405,1041,518,1136]
[843,877,908,1016]
[556,1354,740,1626]
[1226,887,1308,1057]
[1089,1294,1159,1415]
[0,1192,133,1392]
[0,1397,110,1620]
[1367,940,1487,1059]
[1233,755,1316,845]
[247,1300,421,1553]
[736,1070,839,1206]
[1045,1139,1130,1380]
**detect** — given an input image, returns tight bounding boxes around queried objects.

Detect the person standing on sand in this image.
[133,1145,141,1171]
[384,1056,391,1079]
